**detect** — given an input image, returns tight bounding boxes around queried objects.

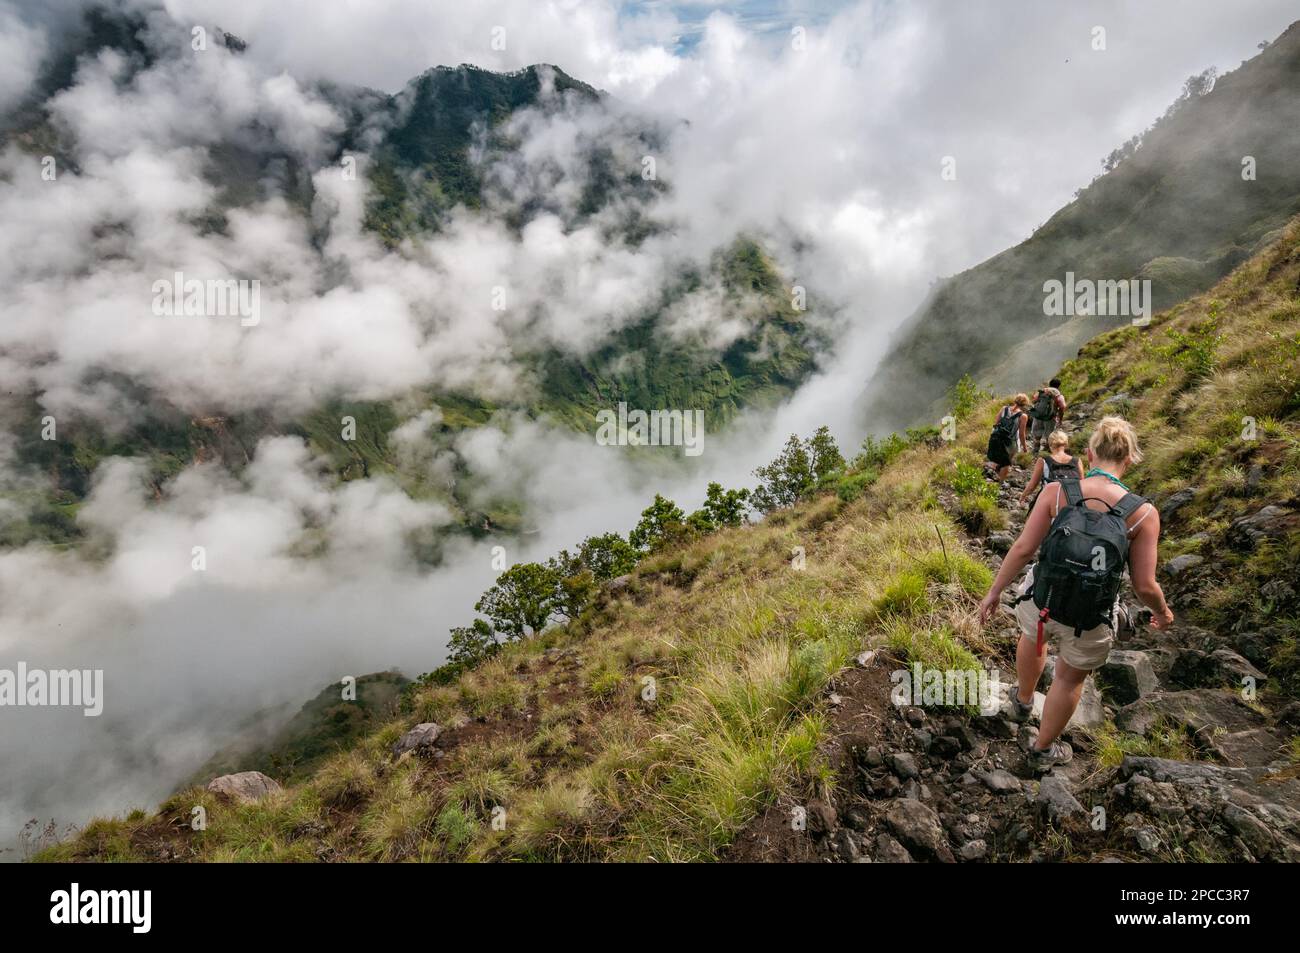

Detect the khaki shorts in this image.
[1012,569,1114,671]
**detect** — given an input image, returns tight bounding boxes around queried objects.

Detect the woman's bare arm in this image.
[978,487,1055,622]
[1127,506,1174,628]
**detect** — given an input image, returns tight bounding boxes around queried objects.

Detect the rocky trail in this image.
[729,400,1300,863]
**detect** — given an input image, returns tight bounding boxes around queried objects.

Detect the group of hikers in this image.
[976,381,1175,772]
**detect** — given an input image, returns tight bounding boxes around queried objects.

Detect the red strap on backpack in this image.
[1037,608,1049,652]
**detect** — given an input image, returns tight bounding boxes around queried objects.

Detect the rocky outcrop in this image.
[1096,650,1160,705]
[206,771,282,804]
[1115,689,1260,738]
[391,722,442,757]
[1228,504,1298,549]
[1111,757,1300,861]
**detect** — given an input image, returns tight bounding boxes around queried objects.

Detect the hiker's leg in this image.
[1015,633,1047,704]
[1035,657,1088,749]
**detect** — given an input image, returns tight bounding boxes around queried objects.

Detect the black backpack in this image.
[992,408,1021,443]
[1041,454,1079,485]
[1029,389,1057,421]
[1020,481,1147,636]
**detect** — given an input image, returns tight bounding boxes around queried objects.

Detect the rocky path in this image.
[730,402,1300,863]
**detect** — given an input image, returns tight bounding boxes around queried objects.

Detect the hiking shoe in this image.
[1027,739,1073,772]
[1005,690,1033,724]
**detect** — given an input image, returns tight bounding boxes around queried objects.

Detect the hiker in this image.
[986,394,1030,482]
[1017,430,1084,508]
[1027,378,1067,453]
[977,416,1174,771]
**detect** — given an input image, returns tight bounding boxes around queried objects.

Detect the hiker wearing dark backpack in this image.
[1017,430,1083,508]
[986,394,1030,482]
[1027,378,1067,453]
[977,416,1174,771]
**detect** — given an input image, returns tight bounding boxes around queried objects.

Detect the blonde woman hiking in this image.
[977,416,1174,771]
[1017,430,1084,508]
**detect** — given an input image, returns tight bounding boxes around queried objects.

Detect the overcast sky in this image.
[1,0,1297,843]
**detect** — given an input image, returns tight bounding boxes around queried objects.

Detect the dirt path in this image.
[728,404,1300,863]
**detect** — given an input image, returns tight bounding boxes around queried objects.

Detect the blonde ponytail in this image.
[1089,415,1142,465]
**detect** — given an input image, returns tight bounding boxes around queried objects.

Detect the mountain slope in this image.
[0,9,820,548]
[41,214,1300,863]
[861,19,1300,432]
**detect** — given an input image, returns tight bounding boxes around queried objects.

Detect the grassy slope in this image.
[36,215,1300,864]
[861,19,1300,432]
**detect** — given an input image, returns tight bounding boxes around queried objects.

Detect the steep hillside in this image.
[861,19,1300,431]
[39,216,1300,863]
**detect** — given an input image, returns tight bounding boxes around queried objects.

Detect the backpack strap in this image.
[1111,492,1148,520]
[1061,479,1085,508]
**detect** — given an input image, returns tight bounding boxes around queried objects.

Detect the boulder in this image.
[1115,689,1261,738]
[1096,650,1160,705]
[890,752,920,780]
[392,722,443,757]
[873,833,913,863]
[979,769,1022,794]
[959,839,988,861]
[1158,488,1196,522]
[1036,774,1085,821]
[1168,648,1266,691]
[1209,727,1289,767]
[987,533,1015,555]
[206,771,282,804]
[1161,553,1204,578]
[931,735,963,759]
[1231,631,1271,669]
[1244,464,1266,497]
[1260,578,1297,606]
[884,798,954,862]
[1228,505,1298,549]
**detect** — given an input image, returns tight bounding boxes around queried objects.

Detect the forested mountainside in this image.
[0,6,818,550]
[860,19,1300,432]
[42,214,1299,863]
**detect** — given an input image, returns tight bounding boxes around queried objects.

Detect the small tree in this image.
[546,549,599,619]
[752,427,845,512]
[445,619,503,667]
[947,373,989,421]
[751,434,813,512]
[576,532,639,580]
[807,425,844,480]
[629,494,686,552]
[474,561,562,639]
[687,481,751,532]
